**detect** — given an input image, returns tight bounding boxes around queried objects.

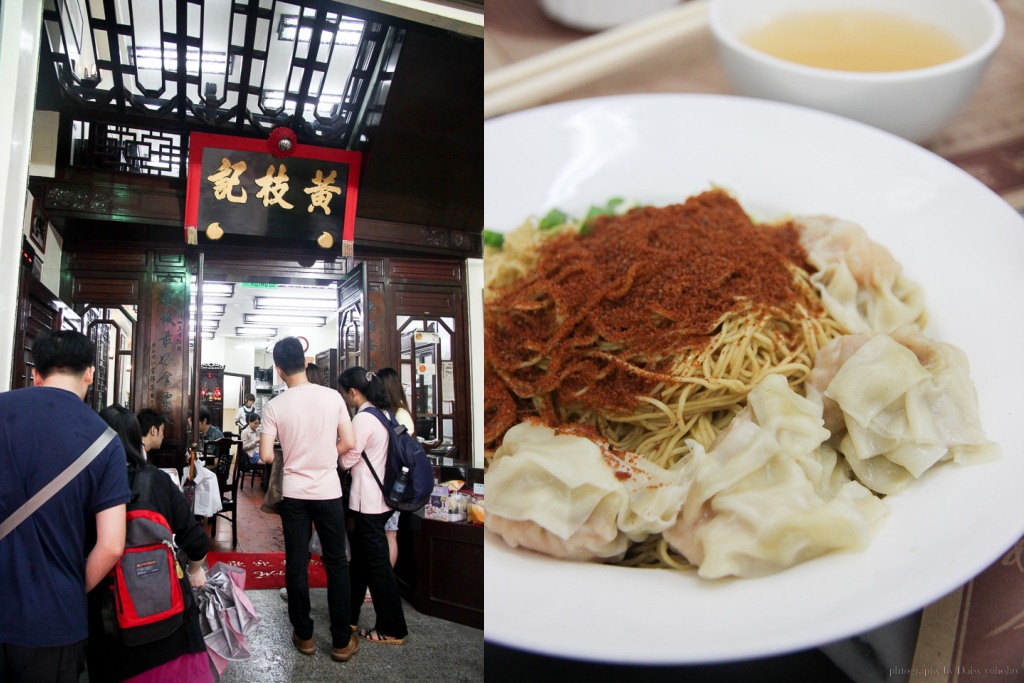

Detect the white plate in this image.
[484,94,1024,663]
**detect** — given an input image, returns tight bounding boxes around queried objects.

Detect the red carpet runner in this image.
[205,552,327,590]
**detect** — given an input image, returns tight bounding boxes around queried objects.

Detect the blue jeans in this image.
[279,497,352,648]
[349,510,408,638]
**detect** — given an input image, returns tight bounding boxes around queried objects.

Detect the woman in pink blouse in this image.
[338,368,409,645]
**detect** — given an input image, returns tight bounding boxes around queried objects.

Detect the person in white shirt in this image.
[234,394,257,432]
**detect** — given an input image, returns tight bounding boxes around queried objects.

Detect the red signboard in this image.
[184,131,361,256]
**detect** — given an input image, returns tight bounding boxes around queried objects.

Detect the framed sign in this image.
[184,131,361,255]
[30,199,49,254]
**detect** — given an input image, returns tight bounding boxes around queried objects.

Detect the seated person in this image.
[197,408,224,451]
[240,413,261,464]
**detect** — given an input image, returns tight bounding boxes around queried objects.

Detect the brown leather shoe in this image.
[292,633,316,656]
[331,633,360,662]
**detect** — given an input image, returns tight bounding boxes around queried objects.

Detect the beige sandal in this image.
[358,628,404,645]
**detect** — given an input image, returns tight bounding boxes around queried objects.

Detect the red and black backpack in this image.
[106,467,186,645]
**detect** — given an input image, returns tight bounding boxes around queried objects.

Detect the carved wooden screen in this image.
[337,262,367,372]
[11,269,80,389]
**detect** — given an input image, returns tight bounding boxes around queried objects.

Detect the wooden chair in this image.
[210,441,242,547]
[237,446,267,491]
[204,436,234,469]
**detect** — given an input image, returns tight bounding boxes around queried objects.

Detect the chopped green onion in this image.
[483,229,505,249]
[581,197,626,233]
[585,197,625,220]
[538,208,569,230]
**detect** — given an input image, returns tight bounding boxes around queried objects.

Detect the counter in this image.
[396,511,483,629]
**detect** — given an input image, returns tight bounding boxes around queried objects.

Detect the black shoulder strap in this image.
[0,427,117,541]
[359,406,395,496]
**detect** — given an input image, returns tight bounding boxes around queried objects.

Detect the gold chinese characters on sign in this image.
[185,132,362,249]
[207,158,342,214]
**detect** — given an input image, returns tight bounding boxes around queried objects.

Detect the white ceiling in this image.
[192,278,338,347]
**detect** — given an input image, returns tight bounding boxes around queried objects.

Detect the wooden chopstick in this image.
[484,0,710,119]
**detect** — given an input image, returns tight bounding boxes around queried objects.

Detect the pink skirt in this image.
[124,652,214,683]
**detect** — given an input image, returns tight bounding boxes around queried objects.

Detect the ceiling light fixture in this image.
[190,282,235,297]
[254,296,336,311]
[189,303,226,316]
[243,313,327,326]
[235,327,278,337]
[276,15,364,47]
[128,46,234,75]
[202,330,216,340]
[260,90,343,112]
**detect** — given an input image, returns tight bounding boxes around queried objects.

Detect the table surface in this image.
[485,0,1024,212]
[484,2,1024,677]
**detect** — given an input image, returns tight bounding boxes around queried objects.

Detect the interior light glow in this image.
[190,282,235,297]
[243,313,327,326]
[235,327,278,337]
[276,15,364,47]
[189,303,226,316]
[254,297,336,311]
[129,46,233,75]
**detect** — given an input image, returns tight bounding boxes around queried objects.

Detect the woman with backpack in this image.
[377,367,414,568]
[338,367,409,645]
[87,405,214,682]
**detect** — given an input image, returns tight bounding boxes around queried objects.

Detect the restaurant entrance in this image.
[16,239,476,473]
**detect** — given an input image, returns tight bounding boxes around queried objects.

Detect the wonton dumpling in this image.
[605,447,692,541]
[486,422,630,560]
[810,328,998,495]
[662,375,888,579]
[485,421,690,561]
[796,215,926,334]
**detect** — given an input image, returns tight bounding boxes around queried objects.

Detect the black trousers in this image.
[349,509,408,638]
[0,640,86,683]
[279,496,353,648]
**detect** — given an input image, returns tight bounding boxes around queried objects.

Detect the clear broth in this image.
[742,10,965,72]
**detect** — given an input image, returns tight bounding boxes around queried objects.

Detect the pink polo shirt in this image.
[340,404,392,514]
[262,383,351,500]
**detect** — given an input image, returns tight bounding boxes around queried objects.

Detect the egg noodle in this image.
[484,190,847,470]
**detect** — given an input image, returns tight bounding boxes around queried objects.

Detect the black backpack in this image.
[361,407,434,512]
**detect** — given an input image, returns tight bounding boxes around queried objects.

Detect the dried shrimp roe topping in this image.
[484,190,818,445]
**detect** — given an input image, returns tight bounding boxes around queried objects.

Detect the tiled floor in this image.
[205,470,285,553]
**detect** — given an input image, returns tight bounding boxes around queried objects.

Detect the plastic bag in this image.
[309,529,322,556]
[196,562,260,675]
[191,463,223,517]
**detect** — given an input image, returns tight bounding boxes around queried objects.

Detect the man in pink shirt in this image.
[259,337,358,662]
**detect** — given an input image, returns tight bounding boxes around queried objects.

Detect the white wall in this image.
[20,192,64,295]
[0,0,43,389]
[201,337,226,365]
[224,338,257,378]
[30,110,58,177]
